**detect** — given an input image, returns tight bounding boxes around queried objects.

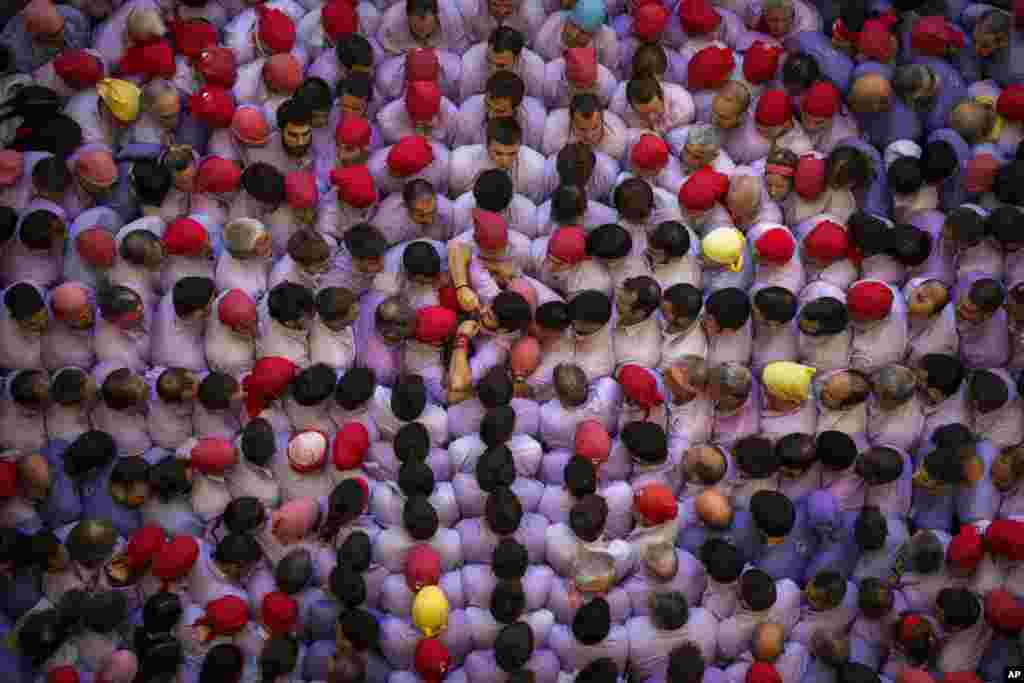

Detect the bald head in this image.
[17,453,50,501]
[849,74,892,114]
[726,175,761,221]
[695,489,732,529]
[51,283,93,327]
[950,100,995,145]
[685,445,728,486]
[752,622,785,661]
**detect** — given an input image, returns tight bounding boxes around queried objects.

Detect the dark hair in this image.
[535,300,571,331]
[214,533,264,567]
[292,363,337,406]
[706,287,751,329]
[268,282,315,323]
[586,223,633,260]
[888,224,931,267]
[275,98,313,130]
[403,241,441,277]
[259,636,300,683]
[782,52,821,94]
[198,372,239,411]
[740,569,777,610]
[754,286,797,323]
[294,77,332,112]
[336,36,374,70]
[920,140,958,184]
[172,276,216,318]
[200,644,245,683]
[486,71,526,107]
[487,116,522,146]
[32,155,71,195]
[473,168,514,211]
[854,506,887,551]
[650,221,691,258]
[626,77,662,106]
[568,290,613,326]
[335,367,376,410]
[887,156,923,195]
[241,162,286,205]
[337,73,372,103]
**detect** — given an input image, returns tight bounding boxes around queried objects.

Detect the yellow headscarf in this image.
[974,96,1005,144]
[702,227,746,272]
[96,78,141,123]
[762,362,816,403]
[411,585,449,637]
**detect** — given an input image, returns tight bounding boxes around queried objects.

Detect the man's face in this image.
[562,21,591,48]
[571,110,604,145]
[489,0,516,19]
[763,6,794,37]
[683,143,714,170]
[408,195,437,225]
[973,26,1008,58]
[711,95,743,130]
[632,96,664,124]
[408,12,438,41]
[336,141,367,167]
[765,172,791,201]
[155,93,182,130]
[340,94,368,118]
[485,95,516,119]
[801,111,829,133]
[488,141,519,170]
[282,122,313,157]
[488,48,517,75]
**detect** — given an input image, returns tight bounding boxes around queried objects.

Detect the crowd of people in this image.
[0,0,1021,681]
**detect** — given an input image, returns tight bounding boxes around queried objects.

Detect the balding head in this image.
[849,74,892,114]
[51,283,94,329]
[752,622,785,661]
[17,453,50,501]
[950,100,996,145]
[695,489,732,529]
[726,175,762,226]
[685,445,728,486]
[554,363,588,408]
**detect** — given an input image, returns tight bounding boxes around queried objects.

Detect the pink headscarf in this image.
[97,651,138,683]
[273,497,320,539]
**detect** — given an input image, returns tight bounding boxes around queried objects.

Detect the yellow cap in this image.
[701,227,746,272]
[96,78,142,123]
[412,585,449,637]
[762,361,817,403]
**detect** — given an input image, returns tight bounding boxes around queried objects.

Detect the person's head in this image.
[936,588,981,630]
[783,52,821,97]
[993,445,1024,491]
[968,369,1009,416]
[553,363,589,408]
[294,77,332,128]
[763,147,797,201]
[339,609,379,653]
[887,156,923,196]
[569,94,604,147]
[855,576,894,620]
[679,124,720,171]
[943,206,986,248]
[958,278,1005,323]
[760,0,794,37]
[100,368,147,412]
[199,644,244,683]
[20,209,66,252]
[616,276,661,326]
[817,370,871,410]
[336,74,372,119]
[614,177,655,223]
[916,353,964,405]
[895,613,938,663]
[239,164,285,210]
[486,118,522,170]
[704,287,750,334]
[685,445,728,487]
[854,505,888,552]
[855,446,905,487]
[647,221,691,267]
[198,372,240,411]
[287,230,331,275]
[805,570,847,611]
[752,622,785,661]
[109,457,150,508]
[213,533,263,580]
[30,156,70,201]
[375,296,416,344]
[268,282,315,330]
[649,591,689,631]
[556,143,597,187]
[403,495,439,541]
[888,224,931,268]
[586,222,632,263]
[315,287,358,331]
[52,367,97,407]
[172,276,215,321]
[626,77,664,123]
[776,433,817,478]
[401,180,437,227]
[667,642,706,683]
[485,70,525,119]
[750,490,795,542]
[707,362,753,411]
[711,81,751,130]
[872,365,918,409]
[892,64,938,113]
[18,609,65,667]
[481,290,532,333]
[974,9,1011,57]
[920,139,958,185]
[406,0,439,41]
[905,278,949,318]
[739,568,777,611]
[570,494,608,542]
[753,286,797,326]
[130,158,173,208]
[494,622,533,672]
[572,596,611,645]
[258,635,300,683]
[661,283,703,329]
[490,578,526,624]
[827,147,874,191]
[568,290,613,336]
[275,99,313,158]
[848,73,892,114]
[485,486,523,536]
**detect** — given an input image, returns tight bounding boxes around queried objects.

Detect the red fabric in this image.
[386,136,434,177]
[163,217,209,256]
[910,15,964,56]
[986,588,1024,633]
[48,667,79,683]
[746,663,782,683]
[189,86,235,129]
[754,227,795,264]
[941,675,980,683]
[575,419,611,465]
[258,7,296,54]
[199,596,249,635]
[198,47,238,88]
[118,40,175,78]
[0,462,17,498]
[847,281,893,320]
[285,170,318,209]
[332,422,370,470]
[986,519,1024,561]
[54,50,103,88]
[415,638,450,683]
[803,221,848,262]
[678,166,729,211]
[633,2,670,41]
[406,48,440,82]
[406,80,442,122]
[897,615,925,644]
[794,155,826,199]
[801,80,841,118]
[678,0,720,35]
[998,85,1024,122]
[322,0,358,39]
[896,670,934,683]
[687,45,734,90]
[232,106,270,146]
[964,153,1000,194]
[473,208,509,250]
[548,226,588,264]
[262,592,299,634]
[857,17,897,62]
[77,149,117,186]
[190,437,237,475]
[831,18,859,45]
[171,19,217,59]
[406,544,442,591]
[743,40,783,84]
[631,133,669,171]
[197,156,242,193]
[126,525,166,570]
[565,46,598,86]
[619,364,664,409]
[755,89,792,126]
[151,535,200,581]
[330,165,377,208]
[243,357,298,418]
[263,54,301,93]
[77,228,116,267]
[414,306,457,344]
[336,115,372,147]
[946,524,983,572]
[438,285,460,311]
[634,483,678,524]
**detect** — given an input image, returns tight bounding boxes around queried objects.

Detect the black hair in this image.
[275,98,313,130]
[706,287,751,329]
[473,168,514,212]
[172,276,216,318]
[241,162,286,205]
[552,184,587,224]
[650,221,691,258]
[586,223,632,260]
[887,156,923,195]
[568,290,613,326]
[335,367,376,410]
[492,291,532,331]
[781,52,820,93]
[493,538,529,580]
[198,372,238,411]
[32,155,71,195]
[214,532,264,566]
[4,281,44,320]
[739,569,777,610]
[887,224,931,267]
[268,282,315,323]
[815,430,858,470]
[394,421,431,462]
[750,490,796,536]
[734,435,780,478]
[403,495,439,541]
[485,486,523,535]
[535,300,571,331]
[336,36,374,71]
[344,223,388,260]
[920,139,958,184]
[754,286,798,323]
[403,241,441,277]
[854,506,887,551]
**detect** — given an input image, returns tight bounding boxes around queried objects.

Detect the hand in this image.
[456,286,480,313]
[458,320,480,338]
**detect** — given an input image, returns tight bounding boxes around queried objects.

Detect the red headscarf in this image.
[189,86,235,129]
[619,364,664,409]
[633,2,670,41]
[801,81,841,118]
[171,18,217,59]
[575,420,611,466]
[406,81,442,122]
[743,40,783,84]
[946,523,983,572]
[414,306,457,345]
[406,48,440,82]
[332,422,370,470]
[565,47,598,87]
[163,218,209,256]
[803,220,848,262]
[321,0,358,40]
[54,50,104,88]
[473,209,509,251]
[198,596,250,636]
[243,357,298,417]
[257,7,296,54]
[986,519,1024,561]
[0,462,17,498]
[631,133,669,171]
[198,47,238,88]
[125,525,166,570]
[754,227,795,264]
[679,166,729,211]
[197,157,242,194]
[910,15,964,56]
[190,437,237,475]
[847,281,894,321]
[151,535,200,581]
[262,592,299,634]
[285,170,318,209]
[755,89,792,126]
[998,85,1024,122]
[857,16,898,62]
[330,165,377,208]
[118,40,176,79]
[794,155,826,199]
[336,115,372,147]
[406,544,442,591]
[678,0,720,35]
[548,226,588,264]
[48,667,78,683]
[746,663,782,683]
[986,588,1024,633]
[387,136,434,177]
[414,638,450,683]
[687,45,734,90]
[635,483,678,524]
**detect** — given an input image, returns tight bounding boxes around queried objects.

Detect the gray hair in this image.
[872,365,917,402]
[891,64,931,101]
[687,124,721,150]
[713,362,753,398]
